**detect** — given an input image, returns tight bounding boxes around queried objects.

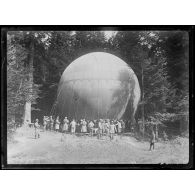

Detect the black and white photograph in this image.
[1,27,192,168]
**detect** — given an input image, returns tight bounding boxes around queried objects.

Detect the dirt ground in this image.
[7,127,189,164]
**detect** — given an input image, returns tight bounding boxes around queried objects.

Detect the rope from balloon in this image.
[60,83,67,118]
[50,86,64,117]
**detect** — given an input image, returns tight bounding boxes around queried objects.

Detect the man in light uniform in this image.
[63,116,69,133]
[110,121,116,141]
[70,119,77,134]
[149,129,156,151]
[55,116,60,132]
[34,119,40,139]
[97,119,103,139]
[117,120,122,134]
[102,119,106,135]
[88,120,95,136]
[81,119,87,133]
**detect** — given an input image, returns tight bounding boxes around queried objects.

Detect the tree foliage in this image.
[7,33,27,127]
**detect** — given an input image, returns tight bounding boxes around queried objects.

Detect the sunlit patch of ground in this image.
[7,127,189,164]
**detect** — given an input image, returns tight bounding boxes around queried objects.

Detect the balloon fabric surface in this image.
[54,52,140,120]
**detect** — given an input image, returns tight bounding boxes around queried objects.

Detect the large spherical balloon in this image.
[55,52,140,120]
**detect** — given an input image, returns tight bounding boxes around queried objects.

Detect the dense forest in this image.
[7,30,189,136]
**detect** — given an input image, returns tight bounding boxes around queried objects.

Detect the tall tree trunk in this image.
[23,37,34,125]
[141,66,145,137]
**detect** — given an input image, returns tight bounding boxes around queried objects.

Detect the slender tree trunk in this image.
[12,78,23,128]
[141,66,145,137]
[23,37,34,125]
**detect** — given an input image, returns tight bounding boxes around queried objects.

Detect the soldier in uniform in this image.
[102,119,106,135]
[81,119,87,133]
[88,120,95,136]
[63,116,69,133]
[114,120,118,133]
[117,120,122,134]
[97,119,103,139]
[110,121,116,141]
[34,119,40,139]
[93,120,98,134]
[55,116,60,132]
[70,119,77,134]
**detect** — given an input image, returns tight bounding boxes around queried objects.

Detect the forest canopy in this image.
[7,30,189,135]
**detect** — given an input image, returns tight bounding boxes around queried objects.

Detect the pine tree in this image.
[7,33,28,129]
[158,31,189,133]
[7,31,49,127]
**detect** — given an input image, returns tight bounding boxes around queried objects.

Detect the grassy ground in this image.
[7,127,189,164]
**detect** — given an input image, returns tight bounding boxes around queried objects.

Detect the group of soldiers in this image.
[33,116,168,149]
[41,116,126,140]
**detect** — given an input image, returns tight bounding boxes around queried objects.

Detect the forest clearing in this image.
[7,127,189,164]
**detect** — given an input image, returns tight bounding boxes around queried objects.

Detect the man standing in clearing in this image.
[70,119,77,134]
[110,121,116,141]
[63,116,69,133]
[149,123,156,151]
[34,119,40,139]
[117,120,122,135]
[88,120,94,137]
[102,119,106,135]
[55,116,60,132]
[98,119,103,139]
[81,119,87,133]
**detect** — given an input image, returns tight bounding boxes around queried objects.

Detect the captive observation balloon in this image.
[54,52,140,120]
